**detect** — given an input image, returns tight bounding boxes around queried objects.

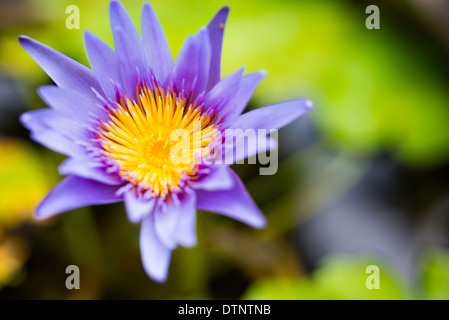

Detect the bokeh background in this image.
[1,0,449,299]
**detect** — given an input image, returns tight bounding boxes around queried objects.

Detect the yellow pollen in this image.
[97,84,219,198]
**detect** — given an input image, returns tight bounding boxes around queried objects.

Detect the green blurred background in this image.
[1,0,449,299]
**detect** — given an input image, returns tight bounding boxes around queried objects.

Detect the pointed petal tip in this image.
[181,239,197,249]
[142,1,154,10]
[18,35,29,44]
[252,217,268,229]
[142,265,168,282]
[141,2,153,19]
[34,213,47,222]
[109,0,131,28]
[109,0,121,8]
[34,211,51,221]
[19,112,31,126]
[240,208,267,229]
[220,5,230,14]
[35,199,55,220]
[82,30,96,42]
[303,98,314,110]
[214,5,230,20]
[207,5,230,28]
[18,36,50,54]
[18,35,37,51]
[146,269,168,283]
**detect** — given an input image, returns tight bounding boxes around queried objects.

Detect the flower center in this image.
[97,84,220,198]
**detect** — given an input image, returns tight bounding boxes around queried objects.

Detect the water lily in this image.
[19,0,312,282]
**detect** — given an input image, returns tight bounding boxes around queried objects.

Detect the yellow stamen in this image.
[97,84,219,198]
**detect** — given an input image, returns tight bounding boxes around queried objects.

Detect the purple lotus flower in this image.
[19,0,312,282]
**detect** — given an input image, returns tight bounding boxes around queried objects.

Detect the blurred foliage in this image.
[0,138,48,227]
[0,236,29,290]
[243,256,407,300]
[244,251,449,300]
[0,137,48,289]
[421,249,449,300]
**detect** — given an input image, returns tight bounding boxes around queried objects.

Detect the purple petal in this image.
[222,70,266,124]
[225,96,309,162]
[231,98,313,131]
[124,191,156,224]
[36,176,122,219]
[234,136,278,164]
[21,109,90,142]
[18,36,102,100]
[37,85,107,120]
[30,131,82,158]
[154,200,179,249]
[190,165,234,191]
[140,214,172,282]
[84,31,120,100]
[175,190,197,248]
[206,6,230,91]
[216,126,278,164]
[141,2,173,86]
[20,110,85,157]
[58,158,122,186]
[196,167,266,228]
[109,1,141,45]
[171,28,211,96]
[109,0,147,97]
[204,67,244,113]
